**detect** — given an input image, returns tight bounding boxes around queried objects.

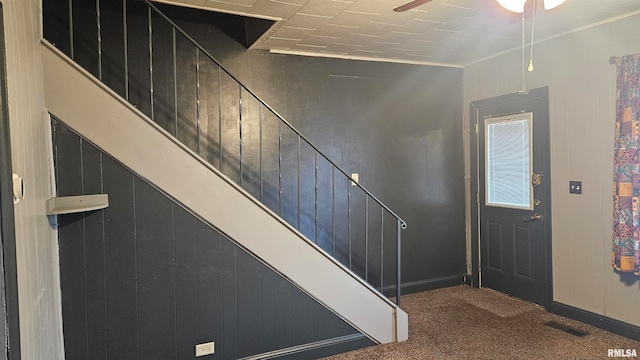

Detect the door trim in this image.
[0,2,22,358]
[469,87,552,310]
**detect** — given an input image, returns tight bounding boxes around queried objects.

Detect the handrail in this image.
[43,0,406,306]
[143,0,407,230]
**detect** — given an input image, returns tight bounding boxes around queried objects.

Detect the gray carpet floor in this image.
[322,285,640,359]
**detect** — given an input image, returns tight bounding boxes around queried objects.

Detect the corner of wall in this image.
[3,0,65,358]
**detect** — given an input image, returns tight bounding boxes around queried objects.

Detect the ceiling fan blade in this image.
[393,0,433,12]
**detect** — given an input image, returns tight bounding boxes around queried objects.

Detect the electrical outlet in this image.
[195,342,215,357]
[351,173,358,186]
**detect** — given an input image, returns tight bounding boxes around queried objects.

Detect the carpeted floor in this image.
[322,286,640,359]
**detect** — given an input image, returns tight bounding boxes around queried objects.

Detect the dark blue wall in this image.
[52,119,373,359]
[44,0,466,332]
[160,4,467,291]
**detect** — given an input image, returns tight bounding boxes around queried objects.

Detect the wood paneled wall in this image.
[464,13,640,327]
[42,0,467,293]
[52,119,370,359]
[3,0,65,358]
[158,3,468,292]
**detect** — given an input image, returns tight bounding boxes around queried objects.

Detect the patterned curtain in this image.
[612,53,640,275]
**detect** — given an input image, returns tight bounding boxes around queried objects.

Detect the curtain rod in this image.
[609,56,619,65]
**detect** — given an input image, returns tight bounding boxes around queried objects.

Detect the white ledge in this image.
[46,194,109,215]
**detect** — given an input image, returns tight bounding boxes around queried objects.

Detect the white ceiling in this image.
[158,0,640,67]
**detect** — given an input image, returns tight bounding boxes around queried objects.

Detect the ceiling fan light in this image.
[543,0,566,10]
[495,0,527,13]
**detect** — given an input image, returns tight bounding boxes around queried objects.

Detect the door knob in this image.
[524,214,542,222]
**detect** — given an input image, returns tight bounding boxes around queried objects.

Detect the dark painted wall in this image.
[160,5,467,290]
[52,119,373,360]
[43,0,465,295]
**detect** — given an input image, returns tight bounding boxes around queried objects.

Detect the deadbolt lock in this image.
[534,199,541,206]
[532,173,542,187]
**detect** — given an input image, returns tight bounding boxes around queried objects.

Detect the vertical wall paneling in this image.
[260,263,279,353]
[42,1,466,298]
[0,3,20,357]
[299,141,316,242]
[240,88,262,200]
[220,239,238,359]
[42,0,71,55]
[464,13,640,327]
[135,178,176,359]
[200,59,221,168]
[126,0,151,116]
[81,140,108,359]
[53,120,88,360]
[175,31,198,151]
[99,0,126,98]
[52,119,366,359]
[279,124,300,229]
[236,250,263,358]
[150,11,177,135]
[5,0,66,356]
[72,0,99,77]
[194,220,223,358]
[173,205,198,360]
[102,154,138,359]
[316,155,333,254]
[289,285,314,347]
[152,3,466,291]
[219,71,241,184]
[276,277,292,349]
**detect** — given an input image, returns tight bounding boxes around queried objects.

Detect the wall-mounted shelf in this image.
[46,194,109,215]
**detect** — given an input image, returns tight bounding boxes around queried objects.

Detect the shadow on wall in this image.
[617,271,640,286]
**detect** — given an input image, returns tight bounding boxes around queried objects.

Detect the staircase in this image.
[42,0,408,355]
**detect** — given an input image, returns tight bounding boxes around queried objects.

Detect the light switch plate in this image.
[195,342,215,357]
[351,173,358,186]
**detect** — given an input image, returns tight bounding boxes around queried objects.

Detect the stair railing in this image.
[43,0,407,306]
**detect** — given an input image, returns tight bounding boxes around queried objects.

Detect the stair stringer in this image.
[41,41,408,345]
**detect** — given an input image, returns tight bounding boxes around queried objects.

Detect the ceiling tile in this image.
[421,28,462,42]
[170,0,207,7]
[377,31,424,43]
[398,19,443,34]
[204,0,253,13]
[360,41,397,52]
[355,22,402,37]
[326,42,364,53]
[271,26,315,40]
[417,4,473,22]
[187,0,640,67]
[341,32,383,46]
[313,23,359,38]
[284,13,332,29]
[398,38,435,51]
[298,35,339,47]
[250,0,302,18]
[328,10,381,27]
[297,0,354,17]
[259,37,298,49]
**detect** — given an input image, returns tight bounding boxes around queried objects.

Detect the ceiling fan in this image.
[393,0,566,13]
[393,0,432,12]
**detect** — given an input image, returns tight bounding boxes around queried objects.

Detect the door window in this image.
[485,113,533,210]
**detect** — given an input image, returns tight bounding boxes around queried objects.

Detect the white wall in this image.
[4,0,65,358]
[464,12,640,327]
